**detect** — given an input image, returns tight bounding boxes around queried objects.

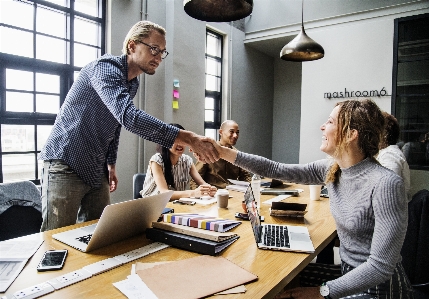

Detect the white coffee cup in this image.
[309,185,322,201]
[216,189,229,208]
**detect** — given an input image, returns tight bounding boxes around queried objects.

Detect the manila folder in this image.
[136,255,258,299]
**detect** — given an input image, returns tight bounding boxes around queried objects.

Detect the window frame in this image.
[0,0,106,183]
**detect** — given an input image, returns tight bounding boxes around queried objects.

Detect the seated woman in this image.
[140,123,217,200]
[378,112,411,202]
[209,99,412,299]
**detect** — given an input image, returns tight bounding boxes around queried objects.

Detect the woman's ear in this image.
[347,129,359,143]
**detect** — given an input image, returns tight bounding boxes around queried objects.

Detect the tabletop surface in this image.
[1,183,336,299]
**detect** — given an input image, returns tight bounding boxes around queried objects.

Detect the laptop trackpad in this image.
[290,232,310,242]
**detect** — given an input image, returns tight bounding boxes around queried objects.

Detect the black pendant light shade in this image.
[183,0,253,22]
[280,0,324,61]
[280,26,324,61]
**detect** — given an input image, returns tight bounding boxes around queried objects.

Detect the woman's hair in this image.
[122,21,166,55]
[156,123,184,189]
[326,99,385,184]
[380,112,400,149]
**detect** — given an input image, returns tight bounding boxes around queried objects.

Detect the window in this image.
[204,29,223,140]
[0,0,106,183]
[392,13,429,170]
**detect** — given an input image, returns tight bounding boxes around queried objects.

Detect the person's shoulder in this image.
[181,154,194,163]
[150,153,163,162]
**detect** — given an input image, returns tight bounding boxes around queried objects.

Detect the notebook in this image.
[244,185,314,253]
[52,191,173,252]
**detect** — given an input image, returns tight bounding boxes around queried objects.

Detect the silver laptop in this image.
[244,186,314,253]
[52,191,173,252]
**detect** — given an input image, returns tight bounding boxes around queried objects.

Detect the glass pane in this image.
[75,0,98,17]
[44,0,67,7]
[205,109,214,122]
[74,71,80,81]
[204,129,216,140]
[36,94,60,113]
[0,0,33,30]
[205,97,214,109]
[398,60,429,86]
[36,73,60,93]
[206,33,221,57]
[1,153,37,182]
[36,35,66,63]
[1,125,35,152]
[75,18,99,45]
[205,75,220,92]
[74,43,98,67]
[206,57,221,76]
[36,6,66,38]
[6,69,34,91]
[6,92,33,112]
[37,125,53,151]
[0,27,34,58]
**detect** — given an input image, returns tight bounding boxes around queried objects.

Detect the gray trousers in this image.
[40,160,110,231]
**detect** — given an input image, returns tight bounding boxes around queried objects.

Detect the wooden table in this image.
[1,184,336,299]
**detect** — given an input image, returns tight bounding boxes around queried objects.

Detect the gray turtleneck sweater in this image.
[234,152,407,299]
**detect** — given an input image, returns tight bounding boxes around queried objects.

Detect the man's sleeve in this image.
[106,125,122,165]
[189,161,207,190]
[239,167,253,183]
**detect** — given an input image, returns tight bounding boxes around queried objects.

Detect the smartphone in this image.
[172,199,196,205]
[37,249,68,272]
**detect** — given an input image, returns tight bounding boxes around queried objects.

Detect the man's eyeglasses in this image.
[136,41,169,59]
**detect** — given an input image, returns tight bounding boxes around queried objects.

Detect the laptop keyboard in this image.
[76,234,93,244]
[263,225,290,248]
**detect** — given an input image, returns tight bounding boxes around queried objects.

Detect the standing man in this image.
[39,21,218,231]
[190,120,252,190]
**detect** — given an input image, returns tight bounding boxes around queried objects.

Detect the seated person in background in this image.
[140,124,217,200]
[190,120,252,190]
[377,112,411,202]
[208,99,412,299]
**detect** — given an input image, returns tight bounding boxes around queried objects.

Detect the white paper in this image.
[262,195,291,205]
[0,238,43,292]
[113,274,158,299]
[227,179,250,186]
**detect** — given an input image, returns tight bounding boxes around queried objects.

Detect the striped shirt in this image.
[140,153,193,197]
[39,54,179,187]
[234,152,408,299]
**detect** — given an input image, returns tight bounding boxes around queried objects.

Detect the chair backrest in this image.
[400,189,429,285]
[133,173,146,199]
[0,181,42,241]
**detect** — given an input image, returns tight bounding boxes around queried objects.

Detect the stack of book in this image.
[146,214,241,255]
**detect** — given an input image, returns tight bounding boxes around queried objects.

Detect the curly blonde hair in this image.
[325,99,385,184]
[122,21,166,55]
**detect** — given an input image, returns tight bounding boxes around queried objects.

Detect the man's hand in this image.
[176,130,219,163]
[108,164,118,192]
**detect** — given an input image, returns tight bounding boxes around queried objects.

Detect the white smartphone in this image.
[37,249,68,272]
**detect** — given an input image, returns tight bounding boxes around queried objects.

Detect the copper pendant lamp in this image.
[280,0,324,61]
[183,0,253,22]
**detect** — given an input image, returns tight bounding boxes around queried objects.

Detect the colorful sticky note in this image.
[172,100,179,109]
[173,79,180,88]
[173,90,179,99]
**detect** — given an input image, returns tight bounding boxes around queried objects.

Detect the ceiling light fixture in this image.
[280,0,324,61]
[183,0,253,22]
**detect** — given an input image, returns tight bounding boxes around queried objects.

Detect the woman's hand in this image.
[208,185,217,197]
[274,287,323,299]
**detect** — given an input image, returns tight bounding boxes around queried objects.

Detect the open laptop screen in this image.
[244,185,262,244]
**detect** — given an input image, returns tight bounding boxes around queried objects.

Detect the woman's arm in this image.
[151,161,210,200]
[190,164,217,197]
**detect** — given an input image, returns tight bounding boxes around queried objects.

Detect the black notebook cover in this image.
[146,228,239,256]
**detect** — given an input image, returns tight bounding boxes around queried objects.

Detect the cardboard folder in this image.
[136,255,258,299]
[146,227,239,255]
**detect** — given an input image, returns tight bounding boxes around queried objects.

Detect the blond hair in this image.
[122,21,166,55]
[325,99,385,184]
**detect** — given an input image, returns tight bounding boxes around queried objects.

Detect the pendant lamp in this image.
[183,0,253,22]
[280,0,324,61]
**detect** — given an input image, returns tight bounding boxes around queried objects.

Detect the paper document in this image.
[0,238,43,292]
[113,274,158,299]
[263,195,291,205]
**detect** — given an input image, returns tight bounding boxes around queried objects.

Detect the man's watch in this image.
[320,282,332,299]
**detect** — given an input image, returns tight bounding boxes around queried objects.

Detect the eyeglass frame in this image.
[135,40,169,59]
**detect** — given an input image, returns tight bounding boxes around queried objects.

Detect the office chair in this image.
[0,181,43,241]
[401,189,429,299]
[133,173,146,199]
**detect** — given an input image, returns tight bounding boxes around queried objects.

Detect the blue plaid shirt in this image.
[39,54,179,187]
